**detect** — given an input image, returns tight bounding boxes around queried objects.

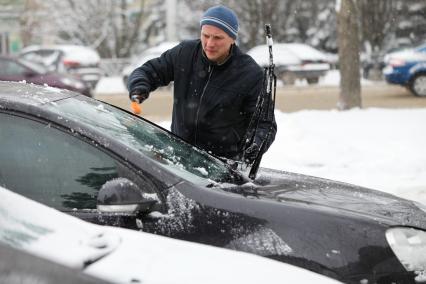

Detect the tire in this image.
[410,74,426,97]
[307,77,319,84]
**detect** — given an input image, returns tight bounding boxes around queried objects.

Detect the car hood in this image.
[252,168,426,228]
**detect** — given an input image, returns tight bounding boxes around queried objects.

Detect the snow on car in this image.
[248,43,330,85]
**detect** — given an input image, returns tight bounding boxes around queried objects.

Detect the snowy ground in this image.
[261,108,426,205]
[96,73,426,205]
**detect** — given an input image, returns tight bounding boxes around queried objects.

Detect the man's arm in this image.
[127,43,181,99]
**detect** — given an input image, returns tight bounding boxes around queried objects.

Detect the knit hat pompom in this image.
[200,5,239,39]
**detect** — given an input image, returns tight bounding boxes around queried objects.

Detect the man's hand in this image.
[244,143,260,164]
[129,88,149,103]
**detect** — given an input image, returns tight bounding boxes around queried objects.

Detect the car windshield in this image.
[18,58,48,74]
[48,98,246,186]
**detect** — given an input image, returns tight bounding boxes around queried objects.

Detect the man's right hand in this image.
[129,88,150,103]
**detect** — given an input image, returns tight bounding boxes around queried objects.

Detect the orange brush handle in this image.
[131,101,142,114]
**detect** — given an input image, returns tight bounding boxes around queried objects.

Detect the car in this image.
[1,81,426,283]
[247,43,330,85]
[0,55,91,96]
[383,43,426,97]
[19,44,103,91]
[0,186,340,284]
[0,244,109,284]
[121,41,179,86]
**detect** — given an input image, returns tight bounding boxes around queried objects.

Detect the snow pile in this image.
[261,108,426,205]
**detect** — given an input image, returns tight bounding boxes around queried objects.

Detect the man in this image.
[128,5,276,163]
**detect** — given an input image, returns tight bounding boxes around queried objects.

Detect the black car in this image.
[1,81,425,284]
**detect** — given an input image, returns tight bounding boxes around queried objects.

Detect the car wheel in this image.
[307,77,319,84]
[281,72,296,85]
[410,74,426,97]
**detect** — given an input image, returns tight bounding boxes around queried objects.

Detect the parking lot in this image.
[95,83,426,122]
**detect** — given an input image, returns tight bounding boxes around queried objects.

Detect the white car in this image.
[248,43,330,85]
[122,42,180,86]
[0,186,340,284]
[19,44,103,91]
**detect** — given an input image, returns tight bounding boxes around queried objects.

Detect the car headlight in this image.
[60,77,85,89]
[386,227,426,280]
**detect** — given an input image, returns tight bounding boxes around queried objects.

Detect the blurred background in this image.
[1,0,426,117]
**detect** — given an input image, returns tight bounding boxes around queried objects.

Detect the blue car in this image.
[383,43,426,97]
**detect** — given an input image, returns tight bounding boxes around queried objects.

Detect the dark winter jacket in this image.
[128,39,276,160]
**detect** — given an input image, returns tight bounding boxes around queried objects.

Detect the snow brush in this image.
[131,100,141,114]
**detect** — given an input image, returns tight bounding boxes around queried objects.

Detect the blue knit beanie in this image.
[200,5,239,39]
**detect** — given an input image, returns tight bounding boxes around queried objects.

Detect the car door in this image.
[0,112,164,228]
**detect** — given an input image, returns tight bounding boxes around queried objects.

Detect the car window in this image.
[47,98,245,186]
[18,59,48,74]
[20,50,62,70]
[0,58,27,76]
[0,113,157,210]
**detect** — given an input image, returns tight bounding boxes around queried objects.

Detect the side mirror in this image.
[97,178,158,215]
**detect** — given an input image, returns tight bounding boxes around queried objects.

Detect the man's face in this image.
[201,25,235,64]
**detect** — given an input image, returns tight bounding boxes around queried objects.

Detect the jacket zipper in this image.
[194,65,214,144]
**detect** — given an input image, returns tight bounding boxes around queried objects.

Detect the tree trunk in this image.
[337,0,361,110]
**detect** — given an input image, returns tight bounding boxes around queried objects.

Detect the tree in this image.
[19,0,166,58]
[337,0,361,110]
[182,0,336,51]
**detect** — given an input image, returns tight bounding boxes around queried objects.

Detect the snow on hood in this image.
[384,47,426,63]
[256,168,426,228]
[0,187,341,284]
[248,43,328,67]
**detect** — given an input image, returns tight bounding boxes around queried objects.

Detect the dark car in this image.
[383,43,426,97]
[19,45,103,91]
[1,81,426,284]
[0,55,91,96]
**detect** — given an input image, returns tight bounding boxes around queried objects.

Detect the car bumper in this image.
[383,66,409,85]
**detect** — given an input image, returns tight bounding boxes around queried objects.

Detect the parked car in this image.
[122,42,179,86]
[383,43,426,97]
[0,186,340,284]
[19,44,103,91]
[0,55,90,96]
[1,81,426,283]
[248,43,330,85]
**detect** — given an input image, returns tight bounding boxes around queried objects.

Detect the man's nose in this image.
[206,38,214,47]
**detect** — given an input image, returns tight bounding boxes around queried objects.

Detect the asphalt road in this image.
[95,83,426,123]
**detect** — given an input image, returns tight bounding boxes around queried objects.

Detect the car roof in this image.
[20,44,101,64]
[0,81,77,107]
